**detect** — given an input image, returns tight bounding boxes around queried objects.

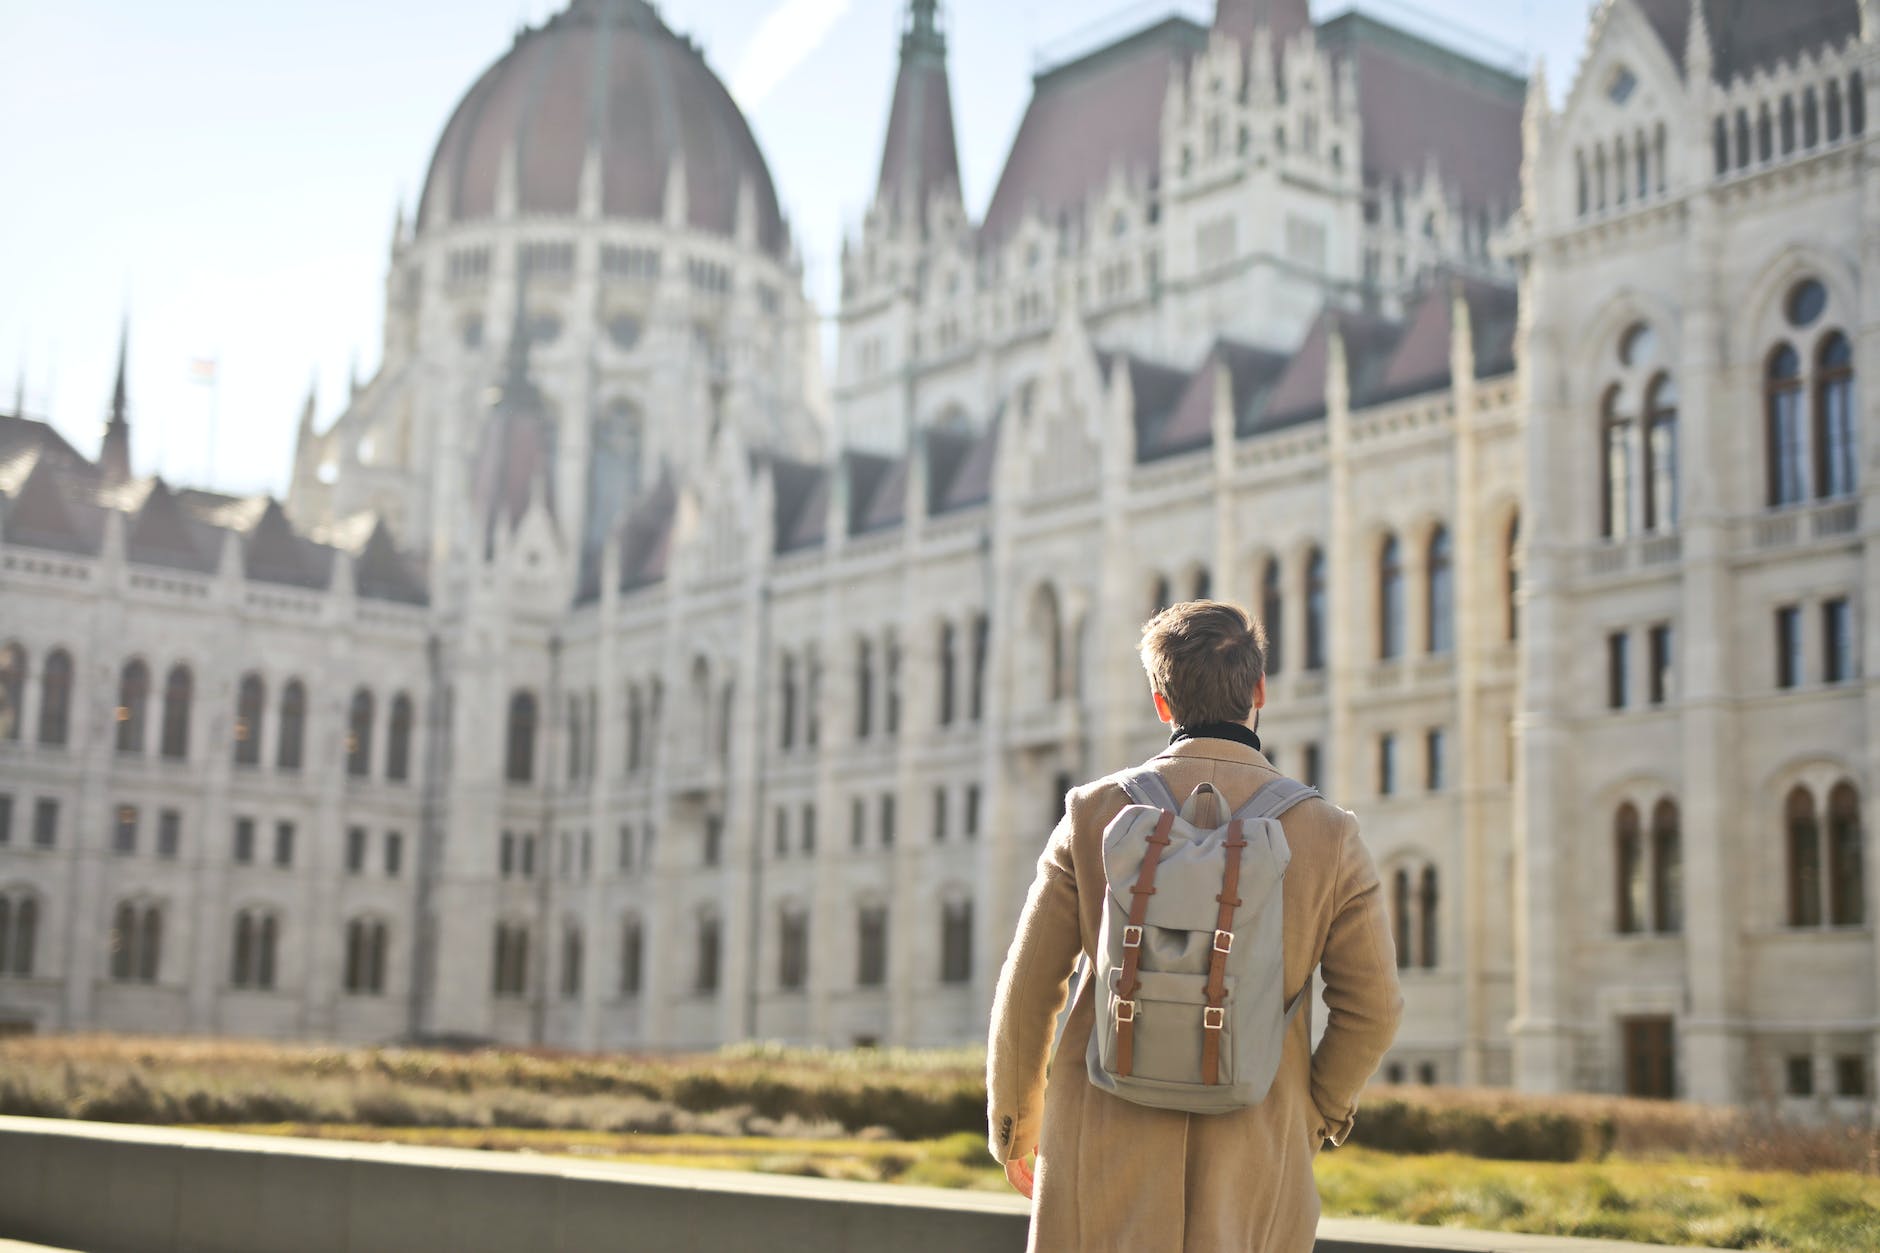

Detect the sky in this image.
[0,0,1591,499]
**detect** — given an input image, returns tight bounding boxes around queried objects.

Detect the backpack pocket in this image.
[1101,966,1237,1088]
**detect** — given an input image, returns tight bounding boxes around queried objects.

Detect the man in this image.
[986,599,1403,1252]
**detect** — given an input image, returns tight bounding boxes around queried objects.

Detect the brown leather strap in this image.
[1114,810,1175,1078]
[1201,819,1247,1085]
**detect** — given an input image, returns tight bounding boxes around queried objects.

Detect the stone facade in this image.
[0,0,1873,1113]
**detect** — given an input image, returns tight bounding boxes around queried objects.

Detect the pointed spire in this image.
[874,0,963,232]
[1684,0,1713,81]
[100,316,132,487]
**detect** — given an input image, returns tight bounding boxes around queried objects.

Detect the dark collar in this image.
[1169,720,1261,753]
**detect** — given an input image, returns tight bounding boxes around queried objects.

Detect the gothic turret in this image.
[874,0,963,233]
[100,317,132,487]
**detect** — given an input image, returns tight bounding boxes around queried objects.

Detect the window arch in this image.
[1389,864,1439,969]
[1816,332,1855,500]
[234,674,265,766]
[1426,526,1453,655]
[277,679,306,771]
[1304,548,1327,671]
[1651,799,1683,934]
[1828,783,1864,927]
[1767,344,1806,507]
[1378,535,1404,661]
[160,664,193,760]
[38,649,72,747]
[505,690,538,784]
[0,890,39,977]
[1786,786,1822,927]
[1615,803,1646,934]
[386,693,414,782]
[1260,559,1283,675]
[0,643,23,741]
[1601,385,1635,539]
[345,688,374,778]
[117,659,150,753]
[344,918,388,996]
[1643,374,1679,532]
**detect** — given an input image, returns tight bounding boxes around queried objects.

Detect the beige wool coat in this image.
[987,738,1404,1253]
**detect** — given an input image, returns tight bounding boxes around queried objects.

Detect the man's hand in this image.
[1005,1148,1037,1198]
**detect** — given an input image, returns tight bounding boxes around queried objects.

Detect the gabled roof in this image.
[1463,281,1519,381]
[1633,0,1859,86]
[1,455,98,556]
[842,450,906,536]
[0,414,88,471]
[125,479,217,574]
[1149,339,1292,458]
[770,456,829,554]
[932,420,997,514]
[1112,352,1203,462]
[1255,308,1403,431]
[982,17,1207,245]
[353,519,428,606]
[244,499,332,590]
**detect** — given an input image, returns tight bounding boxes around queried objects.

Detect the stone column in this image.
[1856,29,1880,1117]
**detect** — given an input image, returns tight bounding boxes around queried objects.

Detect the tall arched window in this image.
[1391,868,1412,969]
[855,640,874,740]
[626,685,645,773]
[1786,786,1822,927]
[1031,585,1063,705]
[1418,867,1439,970]
[1305,548,1327,671]
[0,890,39,977]
[1615,803,1646,934]
[234,674,265,766]
[1651,799,1683,934]
[160,664,193,760]
[1827,78,1845,142]
[492,922,530,997]
[1576,149,1589,215]
[620,916,644,997]
[884,636,901,736]
[1829,783,1864,927]
[505,691,537,784]
[1505,515,1522,643]
[111,901,162,983]
[1767,345,1806,507]
[0,644,23,741]
[116,660,150,754]
[110,902,136,981]
[38,649,72,747]
[231,910,279,991]
[561,924,584,999]
[346,688,374,778]
[344,918,388,995]
[1803,86,1821,147]
[1643,374,1679,532]
[386,693,413,782]
[718,681,736,762]
[231,911,254,987]
[1426,526,1453,655]
[1817,332,1855,500]
[1601,385,1635,539]
[1378,535,1404,661]
[695,914,721,994]
[566,700,584,784]
[1261,559,1283,675]
[277,680,306,771]
[780,654,798,748]
[938,625,957,727]
[1191,566,1212,601]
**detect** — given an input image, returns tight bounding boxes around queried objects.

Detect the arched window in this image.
[159,664,193,760]
[1767,345,1806,507]
[234,674,265,766]
[1851,72,1867,136]
[492,922,530,998]
[1305,548,1327,671]
[1577,149,1589,214]
[1418,866,1439,969]
[1261,560,1283,675]
[883,636,901,736]
[1505,515,1522,643]
[779,909,809,991]
[505,691,537,784]
[1827,78,1845,142]
[1780,95,1796,154]
[626,685,645,773]
[0,891,39,977]
[346,688,374,778]
[1829,783,1864,927]
[1735,107,1751,166]
[1614,135,1628,204]
[937,625,957,727]
[1030,585,1063,705]
[695,914,721,994]
[0,643,23,741]
[1756,102,1773,161]
[620,917,644,997]
[561,924,584,999]
[1391,869,1412,969]
[1786,786,1822,927]
[111,900,162,983]
[1601,385,1635,539]
[1426,526,1453,655]
[1378,535,1404,661]
[1643,374,1679,532]
[1817,332,1856,500]
[780,654,798,748]
[718,681,736,762]
[277,680,307,771]
[116,660,150,753]
[1712,117,1728,175]
[1651,799,1683,934]
[386,693,413,782]
[1594,142,1607,209]
[941,900,974,985]
[1151,574,1172,616]
[38,649,72,747]
[1615,803,1646,934]
[566,700,584,784]
[855,640,874,740]
[344,918,388,995]
[1191,566,1212,601]
[1803,87,1821,147]
[231,911,254,987]
[110,902,136,981]
[857,905,888,987]
[139,904,162,981]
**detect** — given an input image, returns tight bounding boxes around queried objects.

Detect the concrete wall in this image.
[0,1117,1727,1253]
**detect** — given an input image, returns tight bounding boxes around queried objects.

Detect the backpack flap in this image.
[1102,814,1289,939]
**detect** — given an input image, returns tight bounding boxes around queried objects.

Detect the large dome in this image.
[419,0,787,256]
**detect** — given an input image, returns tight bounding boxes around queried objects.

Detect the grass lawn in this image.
[199,1123,1880,1251]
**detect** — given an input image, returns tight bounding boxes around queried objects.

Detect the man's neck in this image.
[1168,720,1261,752]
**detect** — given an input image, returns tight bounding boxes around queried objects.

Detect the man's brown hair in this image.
[1138,599,1267,726]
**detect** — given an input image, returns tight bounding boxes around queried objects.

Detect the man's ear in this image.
[1253,675,1268,711]
[1151,690,1174,725]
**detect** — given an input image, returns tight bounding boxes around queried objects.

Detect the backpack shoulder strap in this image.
[1115,765,1180,813]
[1230,776,1321,824]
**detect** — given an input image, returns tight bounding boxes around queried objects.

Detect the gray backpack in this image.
[1084,766,1318,1114]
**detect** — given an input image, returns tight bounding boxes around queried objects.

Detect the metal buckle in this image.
[1203,1006,1226,1030]
[1213,929,1234,955]
[1122,925,1143,949]
[1115,998,1137,1024]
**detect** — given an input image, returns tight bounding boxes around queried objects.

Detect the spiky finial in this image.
[100,316,133,486]
[1685,0,1713,81]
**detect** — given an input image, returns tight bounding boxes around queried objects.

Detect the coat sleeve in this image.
[1308,809,1405,1145]
[985,804,1084,1164]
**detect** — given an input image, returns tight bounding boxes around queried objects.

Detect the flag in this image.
[188,358,218,385]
